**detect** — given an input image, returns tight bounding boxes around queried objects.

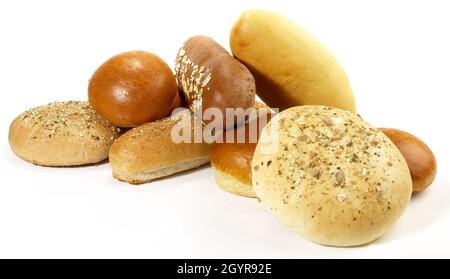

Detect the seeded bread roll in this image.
[252,106,412,247]
[109,109,211,184]
[175,35,256,129]
[9,101,120,166]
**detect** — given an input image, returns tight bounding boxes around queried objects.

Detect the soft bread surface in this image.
[214,170,256,198]
[252,106,412,246]
[9,101,119,166]
[109,109,211,184]
[211,101,273,198]
[230,9,356,112]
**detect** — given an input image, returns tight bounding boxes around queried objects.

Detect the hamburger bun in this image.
[252,105,412,246]
[9,101,119,166]
[88,51,177,127]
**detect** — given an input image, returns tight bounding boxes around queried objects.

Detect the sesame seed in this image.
[336,170,346,186]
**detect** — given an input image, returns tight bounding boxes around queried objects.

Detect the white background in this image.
[1,0,449,258]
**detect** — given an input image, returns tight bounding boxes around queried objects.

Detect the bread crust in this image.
[109,109,211,184]
[88,51,177,127]
[214,170,256,198]
[252,105,412,246]
[211,101,273,197]
[9,101,119,166]
[381,128,437,192]
[175,35,256,129]
[230,9,356,112]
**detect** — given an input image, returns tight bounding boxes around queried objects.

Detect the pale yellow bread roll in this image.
[8,101,120,166]
[230,9,356,112]
[252,106,412,247]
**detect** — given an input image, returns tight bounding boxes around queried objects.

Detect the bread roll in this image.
[211,101,273,198]
[380,128,437,192]
[230,9,356,112]
[175,35,256,129]
[170,89,186,111]
[252,106,412,247]
[109,109,210,184]
[88,51,177,127]
[9,101,119,166]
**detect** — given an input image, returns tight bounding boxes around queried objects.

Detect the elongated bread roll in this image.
[109,109,210,184]
[175,35,256,129]
[230,9,356,112]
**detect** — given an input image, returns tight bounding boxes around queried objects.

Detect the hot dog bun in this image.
[230,9,356,112]
[109,109,210,184]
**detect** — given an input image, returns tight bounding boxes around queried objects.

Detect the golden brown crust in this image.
[211,101,273,197]
[9,101,119,166]
[212,139,255,187]
[214,170,256,198]
[175,36,256,129]
[109,109,211,184]
[380,128,437,192]
[252,105,412,246]
[88,51,177,127]
[169,89,186,111]
[230,9,356,112]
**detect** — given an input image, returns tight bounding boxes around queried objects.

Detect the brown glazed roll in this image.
[170,89,186,111]
[88,51,177,127]
[380,128,437,192]
[175,35,256,129]
[211,101,273,198]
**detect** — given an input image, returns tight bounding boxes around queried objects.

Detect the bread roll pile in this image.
[7,8,438,247]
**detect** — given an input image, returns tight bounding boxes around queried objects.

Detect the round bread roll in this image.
[211,101,273,198]
[380,128,437,192]
[88,51,177,127]
[9,101,120,166]
[252,106,412,247]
